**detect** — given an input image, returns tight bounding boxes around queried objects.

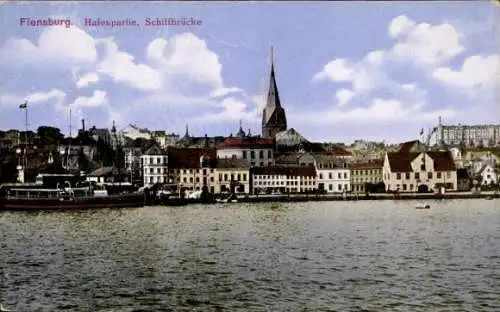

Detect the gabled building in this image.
[475,163,497,186]
[262,47,287,139]
[383,150,457,193]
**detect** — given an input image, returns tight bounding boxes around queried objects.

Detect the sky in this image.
[0,1,499,144]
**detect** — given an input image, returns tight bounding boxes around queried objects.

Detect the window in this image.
[224,174,228,181]
[437,172,442,179]
[338,173,341,179]
[344,172,347,179]
[237,174,241,181]
[242,151,247,158]
[403,184,407,191]
[268,150,272,158]
[259,150,264,158]
[210,177,214,182]
[405,173,410,180]
[396,173,401,180]
[250,151,255,159]
[260,162,264,167]
[219,174,222,181]
[428,172,433,179]
[243,174,247,181]
[446,172,451,179]
[319,173,323,179]
[338,184,342,191]
[415,172,420,179]
[196,177,199,183]
[344,184,348,190]
[329,173,332,179]
[421,164,426,171]
[203,169,207,175]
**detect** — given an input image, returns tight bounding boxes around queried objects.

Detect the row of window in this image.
[352,169,381,175]
[219,173,247,182]
[242,150,272,159]
[254,175,315,180]
[319,172,348,180]
[254,181,316,186]
[142,156,168,165]
[352,177,381,183]
[394,171,452,180]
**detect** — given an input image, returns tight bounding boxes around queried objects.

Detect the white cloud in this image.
[389,15,465,66]
[76,73,100,88]
[209,87,243,99]
[72,90,107,108]
[433,54,500,95]
[388,15,416,38]
[336,89,354,107]
[0,25,97,67]
[188,97,258,124]
[97,38,162,92]
[292,98,457,126]
[313,59,353,82]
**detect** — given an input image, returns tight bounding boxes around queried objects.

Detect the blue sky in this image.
[0,1,499,143]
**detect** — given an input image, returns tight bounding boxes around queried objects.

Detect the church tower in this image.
[262,46,287,139]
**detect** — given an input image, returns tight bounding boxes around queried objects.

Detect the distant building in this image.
[314,154,350,193]
[262,47,287,139]
[141,145,168,186]
[217,136,275,167]
[350,161,384,193]
[250,165,317,194]
[427,117,500,147]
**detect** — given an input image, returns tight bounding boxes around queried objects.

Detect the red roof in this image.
[328,146,353,156]
[221,137,274,149]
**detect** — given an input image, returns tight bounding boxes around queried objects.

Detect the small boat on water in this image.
[0,304,13,312]
[216,192,238,203]
[415,203,431,209]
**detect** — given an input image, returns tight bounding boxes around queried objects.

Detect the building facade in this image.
[314,155,350,193]
[141,145,168,186]
[383,151,458,193]
[250,165,317,194]
[350,161,384,193]
[428,117,500,147]
[217,137,275,167]
[215,158,250,194]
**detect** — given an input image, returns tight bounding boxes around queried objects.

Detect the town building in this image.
[474,163,497,186]
[140,145,168,186]
[215,158,251,194]
[217,136,275,167]
[314,154,350,193]
[383,150,457,193]
[167,147,217,193]
[250,165,317,194]
[262,47,287,139]
[350,161,384,193]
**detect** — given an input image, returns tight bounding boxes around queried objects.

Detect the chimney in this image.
[81,119,85,131]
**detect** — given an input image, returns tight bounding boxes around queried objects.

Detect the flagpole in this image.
[24,101,28,173]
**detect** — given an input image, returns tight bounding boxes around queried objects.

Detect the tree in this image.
[37,126,64,144]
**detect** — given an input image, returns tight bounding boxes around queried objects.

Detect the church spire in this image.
[183,124,190,139]
[261,46,287,139]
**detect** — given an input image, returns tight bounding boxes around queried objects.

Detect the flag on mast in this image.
[19,101,27,109]
[419,128,424,136]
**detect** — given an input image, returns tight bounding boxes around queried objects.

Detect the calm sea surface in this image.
[1,200,499,311]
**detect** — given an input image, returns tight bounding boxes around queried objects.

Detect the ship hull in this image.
[0,193,145,211]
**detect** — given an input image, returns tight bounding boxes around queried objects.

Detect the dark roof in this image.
[144,145,164,155]
[221,137,274,149]
[328,146,353,156]
[387,151,456,172]
[397,140,423,154]
[167,147,217,169]
[350,161,384,169]
[427,151,456,171]
[215,158,251,169]
[250,165,316,177]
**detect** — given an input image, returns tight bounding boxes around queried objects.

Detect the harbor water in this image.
[1,200,499,311]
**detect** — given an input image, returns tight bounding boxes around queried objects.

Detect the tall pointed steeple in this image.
[183,124,190,139]
[262,46,287,139]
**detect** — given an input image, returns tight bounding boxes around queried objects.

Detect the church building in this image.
[261,47,287,139]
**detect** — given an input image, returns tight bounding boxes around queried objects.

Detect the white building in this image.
[383,150,458,193]
[476,163,497,185]
[314,155,350,193]
[141,145,168,186]
[121,124,151,141]
[217,137,275,167]
[250,165,317,194]
[427,117,500,147]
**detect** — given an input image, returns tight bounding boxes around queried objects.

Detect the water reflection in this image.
[1,200,499,311]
